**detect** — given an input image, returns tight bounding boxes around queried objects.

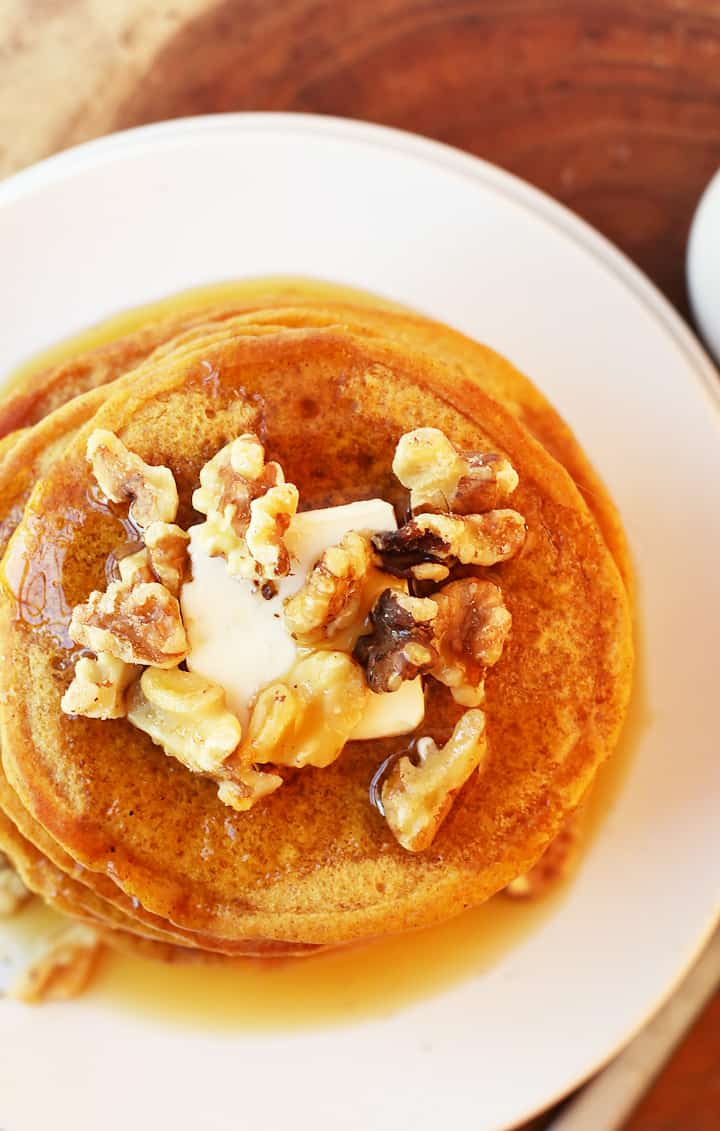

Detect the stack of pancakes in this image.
[0,282,633,963]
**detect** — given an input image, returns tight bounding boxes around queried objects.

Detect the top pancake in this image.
[0,319,632,945]
[0,283,631,589]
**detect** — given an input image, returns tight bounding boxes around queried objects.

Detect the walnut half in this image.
[353,589,438,693]
[372,510,526,579]
[127,667,242,774]
[430,577,512,706]
[245,651,368,769]
[283,531,373,644]
[87,430,178,530]
[127,668,284,812]
[69,579,188,669]
[381,709,488,852]
[192,434,298,581]
[393,428,519,515]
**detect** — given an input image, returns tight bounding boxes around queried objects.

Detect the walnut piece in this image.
[430,577,512,706]
[127,668,283,811]
[245,651,368,768]
[117,548,154,586]
[504,810,584,898]
[69,579,188,668]
[283,531,373,643]
[61,651,140,719]
[192,434,298,580]
[10,925,103,1003]
[353,589,437,693]
[393,428,519,515]
[372,510,526,579]
[0,852,31,916]
[87,429,178,530]
[115,523,189,597]
[127,667,242,774]
[217,769,283,813]
[245,483,300,579]
[381,709,488,852]
[143,522,190,596]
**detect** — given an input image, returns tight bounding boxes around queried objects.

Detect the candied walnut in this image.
[192,434,298,580]
[504,810,584,899]
[87,429,178,530]
[245,651,368,769]
[393,428,518,515]
[381,709,488,852]
[61,651,139,720]
[127,667,242,774]
[11,925,102,1003]
[353,589,438,693]
[0,852,31,916]
[144,521,190,596]
[284,531,373,643]
[217,769,283,813]
[69,579,188,668]
[372,510,526,579]
[430,577,512,706]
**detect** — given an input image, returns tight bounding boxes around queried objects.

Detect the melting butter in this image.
[180,499,425,737]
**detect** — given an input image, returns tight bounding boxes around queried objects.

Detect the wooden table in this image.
[2,2,719,1127]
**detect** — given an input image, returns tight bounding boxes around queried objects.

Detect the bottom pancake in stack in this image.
[0,283,633,987]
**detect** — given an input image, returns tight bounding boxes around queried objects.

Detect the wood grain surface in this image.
[1,2,719,1128]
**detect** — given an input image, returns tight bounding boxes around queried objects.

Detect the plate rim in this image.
[2,111,719,421]
[1,111,718,1131]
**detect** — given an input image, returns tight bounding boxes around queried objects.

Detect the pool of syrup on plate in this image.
[2,278,648,1028]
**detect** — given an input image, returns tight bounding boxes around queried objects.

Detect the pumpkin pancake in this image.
[0,296,628,959]
[0,283,630,587]
[0,323,632,946]
[0,288,631,953]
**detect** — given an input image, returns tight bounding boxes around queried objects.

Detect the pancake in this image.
[0,284,631,588]
[0,321,632,946]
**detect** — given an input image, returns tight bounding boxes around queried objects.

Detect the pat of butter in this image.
[180,500,425,739]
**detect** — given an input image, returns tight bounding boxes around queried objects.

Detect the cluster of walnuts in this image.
[61,424,526,852]
[62,430,291,812]
[349,428,525,849]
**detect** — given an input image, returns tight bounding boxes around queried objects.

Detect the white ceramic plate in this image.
[0,115,718,1131]
[688,167,720,362]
